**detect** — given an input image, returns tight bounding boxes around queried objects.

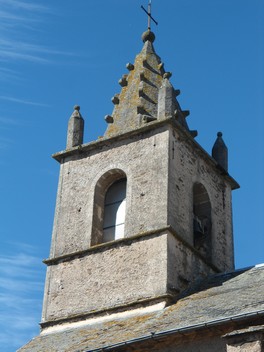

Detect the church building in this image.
[19,14,264,352]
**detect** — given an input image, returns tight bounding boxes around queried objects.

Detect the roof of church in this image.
[104,30,193,138]
[19,265,264,352]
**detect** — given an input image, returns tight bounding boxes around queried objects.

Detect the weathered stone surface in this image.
[212,131,228,172]
[66,106,84,149]
[227,341,262,352]
[50,126,169,258]
[168,127,235,272]
[43,233,169,323]
[19,266,264,352]
[42,230,215,324]
[43,118,238,326]
[103,38,194,139]
[225,325,264,352]
[157,78,176,120]
[104,40,163,137]
[51,122,237,266]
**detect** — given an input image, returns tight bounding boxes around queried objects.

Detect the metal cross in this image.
[141,0,158,30]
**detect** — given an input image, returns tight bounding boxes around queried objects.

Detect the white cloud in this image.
[0,1,47,31]
[0,116,23,126]
[0,48,50,64]
[0,0,48,12]
[0,67,21,81]
[0,38,75,64]
[0,95,50,107]
[0,9,29,22]
[0,0,50,71]
[0,242,45,351]
[5,241,37,253]
[0,0,75,71]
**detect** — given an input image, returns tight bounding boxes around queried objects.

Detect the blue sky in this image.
[0,1,263,351]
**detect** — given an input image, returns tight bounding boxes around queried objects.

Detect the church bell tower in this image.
[40,27,239,331]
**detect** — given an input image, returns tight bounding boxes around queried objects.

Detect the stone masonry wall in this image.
[168,127,234,272]
[42,233,169,323]
[43,122,235,324]
[42,230,215,323]
[227,341,262,352]
[167,232,215,293]
[225,329,264,352]
[49,127,169,258]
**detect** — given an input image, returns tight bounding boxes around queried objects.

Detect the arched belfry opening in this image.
[91,169,127,246]
[193,182,212,259]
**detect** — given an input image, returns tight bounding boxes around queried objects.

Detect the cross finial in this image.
[141,1,158,30]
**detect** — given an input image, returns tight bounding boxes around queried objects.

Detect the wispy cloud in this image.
[5,241,38,253]
[0,9,31,22]
[0,116,21,125]
[0,1,48,31]
[0,0,50,77]
[0,48,50,64]
[0,38,75,64]
[0,137,14,149]
[0,67,21,81]
[0,0,48,12]
[0,242,45,350]
[0,96,50,107]
[0,0,75,76]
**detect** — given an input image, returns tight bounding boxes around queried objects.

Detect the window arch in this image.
[92,169,127,246]
[193,182,212,259]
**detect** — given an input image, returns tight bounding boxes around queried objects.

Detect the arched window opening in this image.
[193,183,212,259]
[103,179,127,243]
[92,169,127,246]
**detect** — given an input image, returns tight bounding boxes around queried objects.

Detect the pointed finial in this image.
[141,1,158,43]
[212,132,228,172]
[66,105,84,149]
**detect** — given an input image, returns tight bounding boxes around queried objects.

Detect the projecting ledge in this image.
[43,225,219,274]
[52,117,239,190]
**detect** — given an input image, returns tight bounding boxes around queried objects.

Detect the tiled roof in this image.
[18,265,264,352]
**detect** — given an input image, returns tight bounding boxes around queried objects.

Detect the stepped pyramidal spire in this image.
[104,28,196,138]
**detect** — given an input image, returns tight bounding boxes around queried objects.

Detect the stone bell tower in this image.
[40,28,239,332]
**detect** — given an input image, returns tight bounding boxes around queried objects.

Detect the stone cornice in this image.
[52,117,239,190]
[43,225,220,273]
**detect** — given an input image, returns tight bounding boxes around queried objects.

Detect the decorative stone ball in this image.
[142,30,155,43]
[163,72,172,79]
